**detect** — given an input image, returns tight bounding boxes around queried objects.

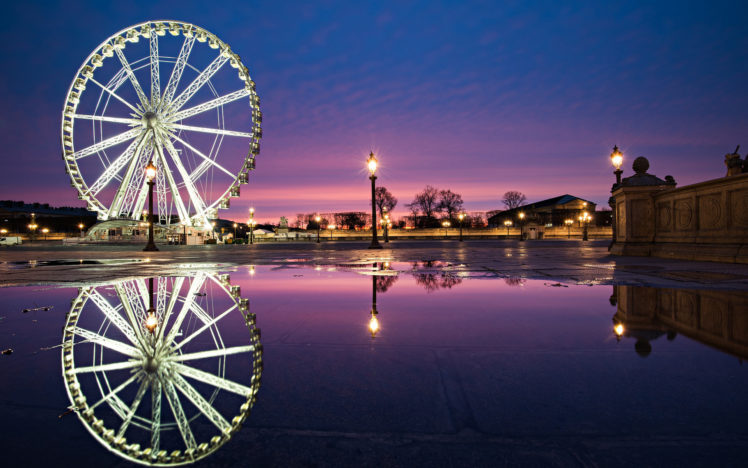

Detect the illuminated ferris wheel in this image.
[60,21,261,228]
[61,273,262,465]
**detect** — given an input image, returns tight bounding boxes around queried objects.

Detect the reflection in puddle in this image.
[612,285,748,360]
[61,273,261,465]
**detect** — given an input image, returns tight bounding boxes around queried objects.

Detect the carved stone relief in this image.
[656,202,672,232]
[698,194,722,230]
[674,198,694,231]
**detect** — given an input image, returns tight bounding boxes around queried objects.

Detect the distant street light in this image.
[504,220,512,237]
[28,213,38,243]
[78,223,85,237]
[328,224,336,240]
[565,219,574,239]
[366,152,382,249]
[383,207,390,243]
[143,160,159,252]
[41,227,49,240]
[579,212,592,241]
[233,222,238,240]
[315,215,321,243]
[442,220,451,239]
[248,207,255,244]
[518,212,526,241]
[458,213,465,242]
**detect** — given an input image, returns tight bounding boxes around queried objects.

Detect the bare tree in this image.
[375,186,398,218]
[411,185,440,226]
[502,191,527,210]
[438,189,464,220]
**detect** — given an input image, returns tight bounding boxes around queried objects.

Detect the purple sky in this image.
[1,1,747,223]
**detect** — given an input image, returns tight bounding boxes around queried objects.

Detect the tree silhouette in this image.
[438,189,464,221]
[375,186,398,218]
[502,191,527,210]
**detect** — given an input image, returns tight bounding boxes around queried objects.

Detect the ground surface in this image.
[2,239,748,289]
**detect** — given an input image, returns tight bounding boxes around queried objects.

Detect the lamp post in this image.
[248,207,255,244]
[504,220,512,237]
[383,208,390,243]
[609,145,624,250]
[518,212,526,241]
[232,223,238,242]
[328,224,336,240]
[78,223,85,237]
[315,215,321,243]
[458,213,465,241]
[369,263,379,338]
[565,219,573,239]
[28,213,37,243]
[144,277,158,334]
[41,228,49,240]
[366,152,382,249]
[143,160,158,252]
[182,221,187,245]
[442,220,451,239]
[579,212,591,241]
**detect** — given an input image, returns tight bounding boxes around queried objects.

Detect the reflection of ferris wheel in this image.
[62,273,262,466]
[61,21,261,228]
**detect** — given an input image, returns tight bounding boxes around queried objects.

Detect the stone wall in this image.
[611,157,748,263]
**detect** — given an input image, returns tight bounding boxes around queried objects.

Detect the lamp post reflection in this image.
[367,262,398,339]
[369,264,379,338]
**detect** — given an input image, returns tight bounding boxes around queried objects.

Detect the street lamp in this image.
[78,223,85,237]
[564,219,574,239]
[315,215,321,243]
[611,145,623,185]
[328,224,336,240]
[248,207,255,245]
[143,160,158,252]
[504,220,512,237]
[458,213,465,241]
[382,207,390,243]
[41,227,49,240]
[579,212,592,241]
[442,220,451,239]
[366,152,382,249]
[28,213,38,243]
[518,212,526,241]
[144,277,158,334]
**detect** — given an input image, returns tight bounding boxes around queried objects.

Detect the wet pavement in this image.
[2,239,748,290]
[2,243,748,467]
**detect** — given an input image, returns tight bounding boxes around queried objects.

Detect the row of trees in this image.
[405,185,465,228]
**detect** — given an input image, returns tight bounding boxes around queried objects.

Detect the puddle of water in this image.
[0,265,746,466]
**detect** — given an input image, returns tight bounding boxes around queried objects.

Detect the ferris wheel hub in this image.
[143,111,159,130]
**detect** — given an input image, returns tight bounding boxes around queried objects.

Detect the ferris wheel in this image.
[61,21,261,228]
[61,273,262,466]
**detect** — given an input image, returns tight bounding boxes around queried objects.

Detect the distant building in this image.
[487,194,596,227]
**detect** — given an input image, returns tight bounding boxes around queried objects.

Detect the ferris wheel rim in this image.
[61,20,261,227]
[61,273,261,466]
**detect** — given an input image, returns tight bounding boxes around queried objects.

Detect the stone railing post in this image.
[610,157,676,257]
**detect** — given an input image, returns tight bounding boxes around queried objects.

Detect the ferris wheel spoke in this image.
[169,54,229,113]
[90,371,142,411]
[172,373,231,433]
[149,30,160,106]
[169,345,255,362]
[151,378,162,453]
[152,139,190,223]
[71,359,140,374]
[114,47,149,107]
[109,135,151,219]
[161,136,209,219]
[170,122,253,138]
[115,283,148,348]
[158,277,185,342]
[173,362,254,397]
[121,141,154,218]
[160,375,197,451]
[170,88,250,121]
[74,114,139,125]
[85,134,144,197]
[87,290,139,345]
[89,76,141,114]
[73,128,141,160]
[171,133,236,179]
[73,327,139,357]
[116,377,149,438]
[161,35,196,108]
[172,304,238,352]
[163,275,206,349]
